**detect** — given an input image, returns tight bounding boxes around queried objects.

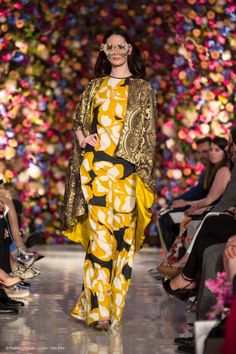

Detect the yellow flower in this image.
[193,29,201,37]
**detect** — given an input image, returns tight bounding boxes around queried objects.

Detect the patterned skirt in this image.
[71,150,137,327]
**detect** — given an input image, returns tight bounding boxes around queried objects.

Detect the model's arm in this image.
[73,82,98,148]
[187,166,231,211]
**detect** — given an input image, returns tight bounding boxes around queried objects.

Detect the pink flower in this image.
[216,35,226,45]
[20,80,30,89]
[208,20,217,29]
[14,3,23,10]
[186,43,194,51]
[2,53,11,62]
[227,5,236,13]
[195,17,202,25]
[205,272,233,319]
[199,54,208,61]
[0,10,8,16]
[0,39,8,50]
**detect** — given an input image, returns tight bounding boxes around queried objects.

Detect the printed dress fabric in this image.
[71,77,137,327]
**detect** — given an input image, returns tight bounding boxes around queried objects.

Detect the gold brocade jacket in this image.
[60,77,157,233]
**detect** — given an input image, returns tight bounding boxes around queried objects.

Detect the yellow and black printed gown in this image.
[71,77,137,327]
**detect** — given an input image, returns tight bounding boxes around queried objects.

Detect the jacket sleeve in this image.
[60,82,94,231]
[73,81,93,132]
[136,83,157,191]
[177,172,207,201]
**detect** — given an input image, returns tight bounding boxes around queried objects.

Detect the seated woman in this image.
[0,194,40,280]
[0,267,20,288]
[0,190,27,252]
[157,137,231,278]
[163,212,236,300]
[0,189,35,264]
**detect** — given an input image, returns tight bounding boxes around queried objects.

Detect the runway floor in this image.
[0,245,195,354]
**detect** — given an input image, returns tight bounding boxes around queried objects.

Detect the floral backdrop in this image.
[0,0,235,244]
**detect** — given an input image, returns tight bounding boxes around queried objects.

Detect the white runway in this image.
[0,245,194,354]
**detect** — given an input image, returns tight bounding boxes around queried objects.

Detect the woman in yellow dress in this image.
[61,27,157,329]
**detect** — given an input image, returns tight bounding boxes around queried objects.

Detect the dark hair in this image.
[94,27,145,78]
[203,136,228,190]
[195,137,211,146]
[231,127,236,145]
[211,136,228,151]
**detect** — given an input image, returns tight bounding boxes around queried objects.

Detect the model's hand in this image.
[224,235,236,260]
[80,133,99,148]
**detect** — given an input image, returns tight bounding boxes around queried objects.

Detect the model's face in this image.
[101,34,132,67]
[209,143,224,164]
[196,142,210,165]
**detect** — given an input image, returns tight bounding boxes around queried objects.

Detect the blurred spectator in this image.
[158,137,211,250]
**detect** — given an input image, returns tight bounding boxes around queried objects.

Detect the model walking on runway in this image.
[61,26,156,329]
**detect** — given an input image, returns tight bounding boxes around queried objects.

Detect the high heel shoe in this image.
[187,296,197,313]
[163,274,198,302]
[157,264,183,279]
[0,276,21,289]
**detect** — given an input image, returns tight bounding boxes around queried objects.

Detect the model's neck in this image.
[110,64,132,78]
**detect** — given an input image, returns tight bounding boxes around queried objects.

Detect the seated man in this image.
[173,137,211,208]
[159,137,211,250]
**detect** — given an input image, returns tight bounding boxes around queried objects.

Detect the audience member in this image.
[173,137,211,207]
[158,137,211,250]
[0,187,41,303]
[163,212,236,300]
[157,137,230,277]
